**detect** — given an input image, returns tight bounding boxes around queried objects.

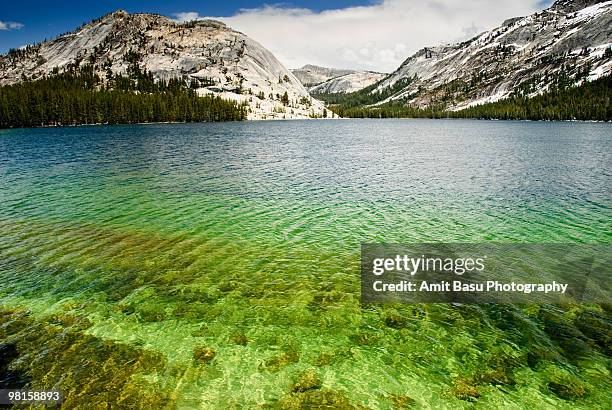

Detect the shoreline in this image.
[1,117,610,130]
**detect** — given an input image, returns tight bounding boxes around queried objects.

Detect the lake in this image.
[0,119,610,408]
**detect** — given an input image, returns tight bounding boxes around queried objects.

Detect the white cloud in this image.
[0,21,24,30]
[172,12,202,23]
[175,0,555,72]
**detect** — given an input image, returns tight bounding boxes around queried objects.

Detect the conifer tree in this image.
[281,91,290,106]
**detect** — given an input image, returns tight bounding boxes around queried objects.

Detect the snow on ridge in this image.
[577,0,612,18]
[369,0,612,110]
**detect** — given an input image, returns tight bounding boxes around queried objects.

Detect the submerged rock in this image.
[450,378,480,401]
[574,311,611,355]
[193,346,216,364]
[0,343,18,368]
[262,350,300,372]
[230,332,249,346]
[389,394,416,409]
[548,380,588,400]
[383,310,409,329]
[0,308,169,407]
[280,388,355,409]
[314,352,335,367]
[291,370,322,393]
[0,343,28,389]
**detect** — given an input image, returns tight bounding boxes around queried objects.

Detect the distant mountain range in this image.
[291,65,386,93]
[0,0,610,122]
[0,11,330,120]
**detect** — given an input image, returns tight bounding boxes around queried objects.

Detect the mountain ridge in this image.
[291,64,387,93]
[365,0,611,110]
[0,10,331,120]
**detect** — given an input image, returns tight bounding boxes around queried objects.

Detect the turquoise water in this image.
[0,119,610,408]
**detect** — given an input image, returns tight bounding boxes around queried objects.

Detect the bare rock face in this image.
[0,11,331,120]
[308,71,388,94]
[372,0,612,110]
[292,65,386,93]
[291,65,357,87]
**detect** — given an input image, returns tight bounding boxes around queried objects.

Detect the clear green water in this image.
[0,119,610,409]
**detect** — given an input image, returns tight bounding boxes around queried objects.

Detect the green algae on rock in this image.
[193,346,216,365]
[0,308,171,409]
[291,370,322,393]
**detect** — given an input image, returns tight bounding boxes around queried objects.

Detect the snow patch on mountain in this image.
[373,0,612,110]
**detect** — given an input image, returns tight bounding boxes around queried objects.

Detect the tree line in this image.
[329,75,611,121]
[0,66,246,128]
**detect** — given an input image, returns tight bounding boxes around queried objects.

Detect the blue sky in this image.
[0,0,554,72]
[0,1,374,52]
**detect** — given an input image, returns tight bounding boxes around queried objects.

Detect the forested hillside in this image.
[330,75,612,121]
[0,66,246,128]
[0,10,329,120]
